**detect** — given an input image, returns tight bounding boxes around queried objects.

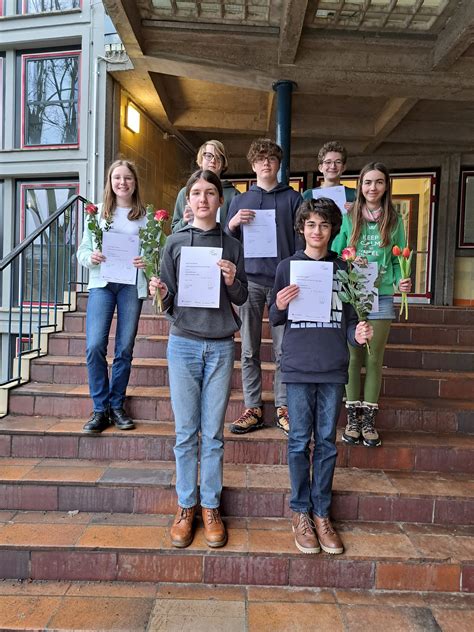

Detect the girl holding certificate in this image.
[77,160,147,434]
[149,170,248,549]
[332,162,412,447]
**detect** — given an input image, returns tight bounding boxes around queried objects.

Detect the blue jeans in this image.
[239,280,286,407]
[167,334,235,509]
[86,284,143,412]
[287,382,345,517]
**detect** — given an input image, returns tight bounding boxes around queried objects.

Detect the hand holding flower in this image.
[392,245,413,319]
[149,276,168,300]
[90,250,106,265]
[355,321,373,345]
[139,205,169,313]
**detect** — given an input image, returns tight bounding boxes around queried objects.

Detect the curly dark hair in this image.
[247,138,283,165]
[317,141,348,166]
[295,198,342,239]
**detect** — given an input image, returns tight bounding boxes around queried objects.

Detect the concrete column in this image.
[272,80,297,185]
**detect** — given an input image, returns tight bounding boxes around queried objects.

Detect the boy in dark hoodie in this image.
[225,138,302,436]
[269,198,372,555]
[150,170,248,550]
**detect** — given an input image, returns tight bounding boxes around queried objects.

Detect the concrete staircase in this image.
[0,296,473,596]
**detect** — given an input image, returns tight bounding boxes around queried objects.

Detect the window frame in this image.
[0,56,4,149]
[458,169,474,250]
[20,50,82,149]
[19,0,82,14]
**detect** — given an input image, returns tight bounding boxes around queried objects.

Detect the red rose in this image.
[392,245,401,256]
[341,246,356,261]
[154,209,169,222]
[85,203,98,215]
[402,246,411,258]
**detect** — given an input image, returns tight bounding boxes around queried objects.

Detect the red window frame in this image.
[459,170,474,249]
[20,0,82,13]
[0,57,3,149]
[19,180,80,241]
[21,50,81,149]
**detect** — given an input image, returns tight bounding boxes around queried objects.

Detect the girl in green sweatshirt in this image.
[332,162,412,447]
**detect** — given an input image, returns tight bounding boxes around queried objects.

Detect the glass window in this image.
[459,171,474,249]
[19,0,81,13]
[21,51,80,148]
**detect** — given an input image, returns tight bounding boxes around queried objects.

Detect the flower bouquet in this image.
[84,202,111,251]
[392,245,413,320]
[139,205,169,313]
[336,247,384,355]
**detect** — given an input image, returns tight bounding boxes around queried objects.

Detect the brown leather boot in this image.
[170,506,196,548]
[292,512,320,554]
[313,515,344,555]
[202,507,227,548]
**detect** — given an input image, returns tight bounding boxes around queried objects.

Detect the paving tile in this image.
[0,595,62,630]
[0,435,11,457]
[156,583,246,601]
[100,466,173,485]
[31,551,117,581]
[248,602,344,631]
[387,471,474,498]
[48,596,154,631]
[65,581,157,598]
[25,464,106,483]
[248,528,295,554]
[408,534,474,561]
[333,468,396,494]
[148,598,246,632]
[462,564,474,592]
[339,532,420,559]
[77,525,167,549]
[117,553,202,583]
[431,608,474,632]
[0,551,29,579]
[376,562,461,592]
[0,510,16,522]
[204,555,289,586]
[57,485,134,513]
[246,464,289,489]
[341,604,440,632]
[222,464,247,488]
[90,512,169,527]
[0,464,37,480]
[0,522,86,547]
[247,586,336,603]
[133,487,177,514]
[10,510,92,524]
[290,558,374,589]
[334,589,425,607]
[434,499,474,525]
[0,484,58,510]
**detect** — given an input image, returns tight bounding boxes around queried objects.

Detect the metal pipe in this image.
[272,80,297,185]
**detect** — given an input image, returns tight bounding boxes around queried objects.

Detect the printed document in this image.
[289,260,333,322]
[242,209,277,258]
[311,186,347,214]
[100,232,139,285]
[177,246,223,308]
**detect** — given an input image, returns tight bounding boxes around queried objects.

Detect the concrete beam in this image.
[363,98,418,153]
[102,0,145,57]
[432,0,474,70]
[278,0,309,65]
[171,107,268,134]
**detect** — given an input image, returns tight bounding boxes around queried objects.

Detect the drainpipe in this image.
[272,80,297,185]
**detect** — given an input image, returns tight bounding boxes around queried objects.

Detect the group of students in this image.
[77,138,411,555]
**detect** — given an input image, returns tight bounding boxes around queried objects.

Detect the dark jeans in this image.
[86,284,143,412]
[287,382,345,517]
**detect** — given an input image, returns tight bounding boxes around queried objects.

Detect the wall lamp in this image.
[125,101,141,133]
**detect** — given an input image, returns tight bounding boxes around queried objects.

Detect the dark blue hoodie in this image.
[224,183,302,287]
[269,250,361,384]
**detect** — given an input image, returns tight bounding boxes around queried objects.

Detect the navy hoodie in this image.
[269,250,361,384]
[161,224,248,340]
[224,183,302,287]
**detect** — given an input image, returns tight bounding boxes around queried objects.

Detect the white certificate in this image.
[354,262,379,314]
[311,186,347,214]
[177,246,223,308]
[288,260,333,323]
[242,209,277,258]
[100,232,139,285]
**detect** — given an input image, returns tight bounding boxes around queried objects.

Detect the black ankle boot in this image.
[361,404,381,447]
[109,407,135,430]
[342,401,362,445]
[83,411,110,434]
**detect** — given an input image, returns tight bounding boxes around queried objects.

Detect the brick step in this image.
[7,383,474,434]
[62,311,474,346]
[47,332,474,372]
[28,355,474,401]
[0,455,472,524]
[0,510,472,592]
[0,581,472,632]
[1,416,473,473]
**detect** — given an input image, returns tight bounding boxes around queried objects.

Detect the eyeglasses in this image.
[202,152,223,163]
[255,155,279,164]
[321,160,344,167]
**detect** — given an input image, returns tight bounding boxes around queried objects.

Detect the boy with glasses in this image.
[303,141,356,212]
[172,140,239,232]
[225,138,302,436]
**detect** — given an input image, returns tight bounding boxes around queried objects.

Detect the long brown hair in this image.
[101,159,145,221]
[349,162,399,248]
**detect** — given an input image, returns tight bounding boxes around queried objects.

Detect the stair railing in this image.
[0,194,89,416]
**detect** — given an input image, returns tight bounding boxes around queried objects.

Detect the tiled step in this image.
[0,580,472,632]
[0,455,472,525]
[7,382,474,434]
[1,417,474,474]
[62,310,474,347]
[26,354,474,401]
[0,510,472,592]
[48,331,474,372]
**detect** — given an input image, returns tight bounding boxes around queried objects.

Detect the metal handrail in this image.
[0,193,89,414]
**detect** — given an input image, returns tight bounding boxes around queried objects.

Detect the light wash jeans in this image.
[239,280,286,408]
[287,382,345,517]
[167,333,235,508]
[86,284,143,412]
